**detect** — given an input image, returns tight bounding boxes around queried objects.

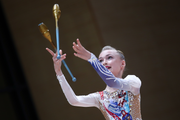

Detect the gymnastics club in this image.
[53,4,61,59]
[38,19,76,82]
[53,4,76,82]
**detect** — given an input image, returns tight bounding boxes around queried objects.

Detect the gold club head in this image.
[53,4,61,20]
[38,22,56,50]
[38,22,52,42]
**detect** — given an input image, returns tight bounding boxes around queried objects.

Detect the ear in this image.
[121,60,126,70]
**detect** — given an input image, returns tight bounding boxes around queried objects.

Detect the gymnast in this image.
[46,38,142,120]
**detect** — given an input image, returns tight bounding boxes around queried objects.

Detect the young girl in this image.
[46,39,142,120]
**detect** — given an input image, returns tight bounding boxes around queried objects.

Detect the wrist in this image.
[86,52,91,61]
[88,53,96,62]
[56,71,63,76]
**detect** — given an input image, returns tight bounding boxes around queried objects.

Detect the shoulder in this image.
[87,92,101,99]
[87,92,102,108]
[124,75,142,88]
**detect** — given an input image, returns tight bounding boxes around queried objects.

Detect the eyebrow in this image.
[98,54,112,59]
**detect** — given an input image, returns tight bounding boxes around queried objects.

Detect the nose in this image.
[102,59,107,66]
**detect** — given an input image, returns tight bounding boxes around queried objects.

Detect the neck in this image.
[116,67,124,78]
[115,72,122,79]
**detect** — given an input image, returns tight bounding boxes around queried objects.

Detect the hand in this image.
[72,38,91,61]
[46,48,66,76]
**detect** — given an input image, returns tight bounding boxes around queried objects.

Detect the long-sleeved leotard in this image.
[57,53,141,106]
[57,53,142,120]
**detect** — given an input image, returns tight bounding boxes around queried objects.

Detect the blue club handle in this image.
[56,28,61,59]
[56,27,76,82]
[62,60,76,82]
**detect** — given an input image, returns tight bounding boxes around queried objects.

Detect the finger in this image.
[53,51,58,60]
[55,54,66,63]
[76,38,83,48]
[60,49,63,55]
[74,53,81,58]
[46,48,54,56]
[73,42,79,50]
[60,54,66,60]
[72,45,80,53]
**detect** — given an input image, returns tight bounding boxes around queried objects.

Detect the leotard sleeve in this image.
[57,74,99,108]
[88,53,141,95]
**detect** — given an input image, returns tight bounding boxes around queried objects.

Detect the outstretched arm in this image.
[57,74,99,108]
[72,39,141,95]
[46,48,98,108]
[88,53,141,95]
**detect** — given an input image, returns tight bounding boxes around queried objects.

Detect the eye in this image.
[107,56,113,60]
[99,59,103,63]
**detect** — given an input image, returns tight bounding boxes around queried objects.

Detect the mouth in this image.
[105,66,111,69]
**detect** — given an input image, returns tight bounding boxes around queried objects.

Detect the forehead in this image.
[99,49,119,58]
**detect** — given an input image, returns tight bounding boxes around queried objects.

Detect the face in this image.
[98,50,125,78]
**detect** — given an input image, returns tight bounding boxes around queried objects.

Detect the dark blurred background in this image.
[0,0,179,120]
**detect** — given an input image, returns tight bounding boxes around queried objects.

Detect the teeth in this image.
[105,66,111,69]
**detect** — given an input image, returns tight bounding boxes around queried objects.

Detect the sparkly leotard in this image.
[94,90,142,120]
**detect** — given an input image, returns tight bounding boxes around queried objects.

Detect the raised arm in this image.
[88,53,141,95]
[46,48,98,108]
[72,39,141,95]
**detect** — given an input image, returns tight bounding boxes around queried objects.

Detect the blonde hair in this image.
[101,46,125,60]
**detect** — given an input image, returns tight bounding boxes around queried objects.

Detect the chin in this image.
[108,69,112,73]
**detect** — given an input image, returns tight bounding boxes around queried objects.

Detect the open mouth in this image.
[105,66,111,69]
